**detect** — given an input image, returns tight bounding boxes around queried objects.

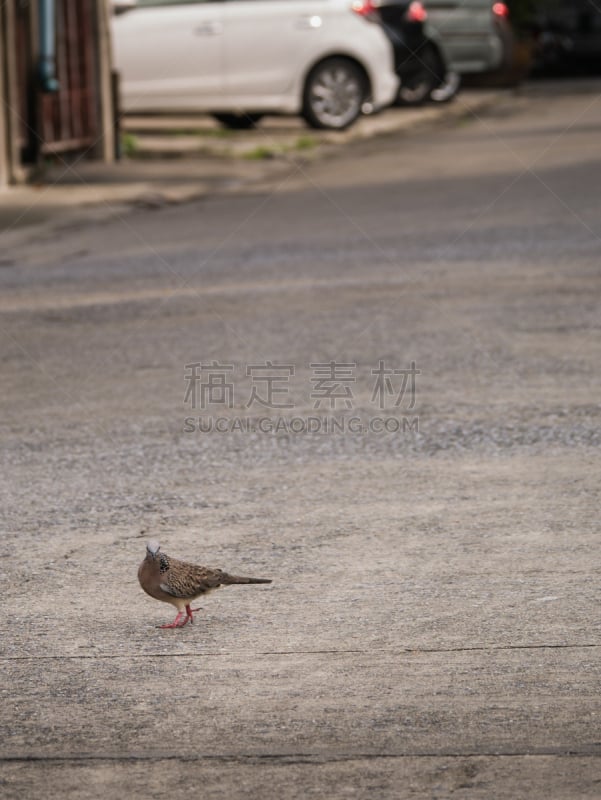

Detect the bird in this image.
[138,540,272,628]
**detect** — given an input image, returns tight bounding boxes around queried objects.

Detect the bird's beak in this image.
[146,540,161,558]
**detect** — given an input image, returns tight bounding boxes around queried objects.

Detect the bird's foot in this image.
[159,611,188,629]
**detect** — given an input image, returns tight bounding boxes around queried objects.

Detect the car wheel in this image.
[396,47,440,106]
[303,58,366,130]
[430,70,461,103]
[212,113,263,130]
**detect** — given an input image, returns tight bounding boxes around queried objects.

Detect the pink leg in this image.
[185,604,201,624]
[159,610,189,629]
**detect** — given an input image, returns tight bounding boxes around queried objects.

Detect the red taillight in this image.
[406,1,428,23]
[492,2,509,17]
[351,0,377,17]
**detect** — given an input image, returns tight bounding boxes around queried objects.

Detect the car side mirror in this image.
[113,0,138,16]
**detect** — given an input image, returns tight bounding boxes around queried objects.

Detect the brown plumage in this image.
[138,540,272,628]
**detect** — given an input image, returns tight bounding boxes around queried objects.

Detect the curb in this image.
[122,90,509,160]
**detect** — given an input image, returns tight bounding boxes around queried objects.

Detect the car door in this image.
[222,0,327,106]
[112,0,225,111]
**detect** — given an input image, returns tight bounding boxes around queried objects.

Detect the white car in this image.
[111,0,399,130]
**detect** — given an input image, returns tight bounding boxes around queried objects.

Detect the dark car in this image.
[530,0,601,71]
[379,0,450,103]
[380,0,516,105]
[351,0,448,103]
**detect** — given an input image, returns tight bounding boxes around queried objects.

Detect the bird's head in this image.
[146,540,161,560]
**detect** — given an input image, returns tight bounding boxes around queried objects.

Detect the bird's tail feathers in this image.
[228,575,272,585]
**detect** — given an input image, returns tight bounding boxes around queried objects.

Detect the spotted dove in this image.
[138,541,272,628]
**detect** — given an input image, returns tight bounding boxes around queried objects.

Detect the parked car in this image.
[111,0,404,130]
[529,0,601,72]
[394,0,514,104]
[370,0,452,104]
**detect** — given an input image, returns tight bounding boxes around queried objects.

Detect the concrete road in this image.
[1,81,600,798]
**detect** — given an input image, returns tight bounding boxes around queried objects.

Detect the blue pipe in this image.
[39,0,60,92]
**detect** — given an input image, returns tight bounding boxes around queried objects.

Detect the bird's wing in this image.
[160,562,226,599]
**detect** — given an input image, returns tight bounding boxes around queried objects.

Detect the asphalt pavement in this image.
[0,90,503,246]
[1,81,600,799]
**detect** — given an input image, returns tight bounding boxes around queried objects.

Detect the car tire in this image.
[212,113,263,130]
[302,58,367,131]
[396,46,440,106]
[430,70,461,103]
